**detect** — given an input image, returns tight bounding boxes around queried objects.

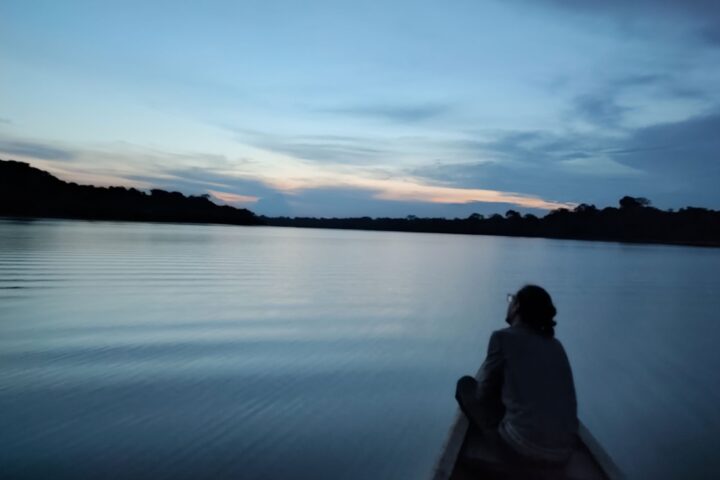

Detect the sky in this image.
[1,0,720,217]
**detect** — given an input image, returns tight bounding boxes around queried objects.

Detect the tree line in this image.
[0,160,260,225]
[2,159,719,246]
[264,196,720,247]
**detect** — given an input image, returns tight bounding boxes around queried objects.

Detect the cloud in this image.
[700,24,720,45]
[406,126,654,207]
[124,168,313,216]
[230,128,393,165]
[257,139,387,164]
[0,136,253,190]
[559,157,642,176]
[527,0,720,47]
[538,0,720,20]
[207,190,258,205]
[127,168,278,199]
[610,112,720,207]
[0,138,75,161]
[367,179,573,210]
[616,111,720,171]
[572,94,631,128]
[412,107,720,209]
[601,74,707,102]
[131,162,575,214]
[457,129,642,177]
[323,103,452,123]
[562,72,709,130]
[8,113,715,218]
[242,186,564,218]
[413,159,577,204]
[610,74,666,88]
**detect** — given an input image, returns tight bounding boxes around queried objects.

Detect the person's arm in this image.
[474,330,504,402]
[561,344,579,431]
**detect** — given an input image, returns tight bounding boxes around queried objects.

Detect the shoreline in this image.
[3,214,719,249]
[3,160,719,249]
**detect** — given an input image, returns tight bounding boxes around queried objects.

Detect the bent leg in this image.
[455,376,488,429]
[455,376,504,430]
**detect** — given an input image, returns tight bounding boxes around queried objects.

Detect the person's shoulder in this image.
[490,327,514,341]
[491,327,512,335]
[498,325,557,343]
[550,335,568,351]
[494,326,522,336]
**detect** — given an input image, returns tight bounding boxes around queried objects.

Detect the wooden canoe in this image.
[431,412,624,480]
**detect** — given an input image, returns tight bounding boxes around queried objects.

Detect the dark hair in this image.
[515,284,557,337]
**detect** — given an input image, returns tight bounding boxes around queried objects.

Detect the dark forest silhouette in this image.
[0,160,260,225]
[264,200,720,247]
[2,159,719,246]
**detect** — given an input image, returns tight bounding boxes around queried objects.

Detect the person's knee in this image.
[455,375,477,402]
[457,375,476,390]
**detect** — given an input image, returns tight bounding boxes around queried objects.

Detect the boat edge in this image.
[430,412,469,480]
[430,416,625,480]
[577,421,625,480]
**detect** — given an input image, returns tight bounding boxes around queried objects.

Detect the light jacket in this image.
[475,325,579,462]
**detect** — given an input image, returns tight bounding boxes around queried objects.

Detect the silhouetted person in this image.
[455,285,578,464]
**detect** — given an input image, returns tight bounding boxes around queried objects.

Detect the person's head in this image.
[506,284,557,337]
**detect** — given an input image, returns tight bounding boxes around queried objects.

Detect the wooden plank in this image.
[578,421,625,480]
[430,415,624,480]
[430,412,469,480]
[431,367,480,480]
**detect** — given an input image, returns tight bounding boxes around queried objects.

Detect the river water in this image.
[1,218,719,479]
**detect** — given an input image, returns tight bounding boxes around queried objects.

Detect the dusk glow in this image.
[2,1,719,216]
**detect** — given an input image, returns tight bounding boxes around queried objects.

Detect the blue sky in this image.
[1,0,720,217]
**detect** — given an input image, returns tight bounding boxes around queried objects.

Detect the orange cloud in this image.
[266,173,575,210]
[18,147,574,211]
[208,189,259,204]
[370,180,574,210]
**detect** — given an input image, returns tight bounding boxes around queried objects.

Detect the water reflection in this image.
[1,219,719,479]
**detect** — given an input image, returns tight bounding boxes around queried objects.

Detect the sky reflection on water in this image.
[1,219,719,479]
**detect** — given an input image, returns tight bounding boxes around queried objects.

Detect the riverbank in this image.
[2,159,718,248]
[262,207,720,248]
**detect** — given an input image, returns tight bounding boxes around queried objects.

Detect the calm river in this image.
[1,219,719,479]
